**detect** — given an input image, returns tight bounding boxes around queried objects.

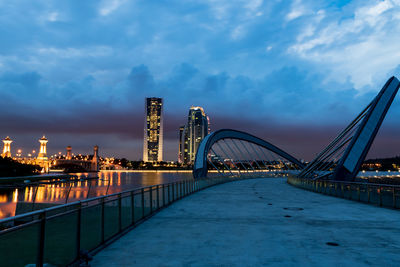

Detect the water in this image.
[1,170,399,220]
[0,170,193,219]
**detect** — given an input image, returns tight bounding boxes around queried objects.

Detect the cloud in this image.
[289,0,400,90]
[0,1,400,160]
[286,0,307,21]
[99,0,126,16]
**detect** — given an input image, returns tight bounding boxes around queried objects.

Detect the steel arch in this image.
[193,129,305,178]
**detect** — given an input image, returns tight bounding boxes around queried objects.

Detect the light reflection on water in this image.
[0,171,193,219]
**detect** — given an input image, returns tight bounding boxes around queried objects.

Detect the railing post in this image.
[76,202,82,260]
[37,211,46,267]
[141,188,145,218]
[157,185,160,209]
[379,186,383,206]
[101,198,105,243]
[393,187,396,208]
[367,186,370,203]
[168,184,170,204]
[341,184,344,198]
[131,191,135,224]
[357,185,360,201]
[149,187,153,213]
[172,183,175,202]
[118,193,122,231]
[162,185,165,207]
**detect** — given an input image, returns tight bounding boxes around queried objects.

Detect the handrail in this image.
[288,175,400,209]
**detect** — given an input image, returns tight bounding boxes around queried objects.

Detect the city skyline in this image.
[1,1,400,161]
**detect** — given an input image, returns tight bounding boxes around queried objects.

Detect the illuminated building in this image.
[143,97,163,162]
[182,106,210,165]
[36,136,49,173]
[178,126,185,164]
[1,136,12,158]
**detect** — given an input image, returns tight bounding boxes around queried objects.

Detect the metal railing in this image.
[288,176,400,209]
[0,175,251,266]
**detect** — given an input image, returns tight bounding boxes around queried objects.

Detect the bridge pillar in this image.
[1,136,12,158]
[37,136,49,173]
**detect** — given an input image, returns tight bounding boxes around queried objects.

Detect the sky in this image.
[1,0,400,161]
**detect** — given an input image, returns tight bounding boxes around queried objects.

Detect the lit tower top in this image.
[66,146,72,160]
[1,136,12,158]
[38,136,48,160]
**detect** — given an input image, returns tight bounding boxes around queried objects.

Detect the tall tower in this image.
[66,146,72,160]
[182,106,209,165]
[1,137,12,158]
[178,126,185,163]
[143,97,163,162]
[37,136,48,160]
[92,145,99,171]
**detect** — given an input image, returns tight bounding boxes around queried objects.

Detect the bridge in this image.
[1,77,400,266]
[53,145,99,172]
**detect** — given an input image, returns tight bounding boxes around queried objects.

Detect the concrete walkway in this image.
[91,178,400,266]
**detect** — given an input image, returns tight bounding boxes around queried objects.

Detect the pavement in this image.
[91,178,400,266]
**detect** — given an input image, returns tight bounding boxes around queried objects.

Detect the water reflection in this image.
[0,171,193,219]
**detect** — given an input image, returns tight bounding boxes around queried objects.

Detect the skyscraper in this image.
[143,97,163,162]
[178,126,185,164]
[181,106,209,165]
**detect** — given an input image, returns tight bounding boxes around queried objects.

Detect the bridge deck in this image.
[92,178,400,266]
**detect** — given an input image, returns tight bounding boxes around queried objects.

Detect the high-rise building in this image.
[178,126,185,164]
[181,106,210,165]
[143,97,163,162]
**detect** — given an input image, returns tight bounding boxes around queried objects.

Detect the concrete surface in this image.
[91,178,400,266]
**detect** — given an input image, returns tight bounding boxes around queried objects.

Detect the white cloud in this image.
[37,46,113,58]
[47,12,59,22]
[286,0,307,21]
[231,25,245,40]
[288,0,400,89]
[99,0,126,16]
[245,0,263,12]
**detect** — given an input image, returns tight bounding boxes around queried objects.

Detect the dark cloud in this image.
[0,63,399,161]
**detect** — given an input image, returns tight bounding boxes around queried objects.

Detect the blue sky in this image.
[1,0,400,160]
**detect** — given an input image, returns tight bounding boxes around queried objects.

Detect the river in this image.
[0,170,399,220]
[0,170,193,219]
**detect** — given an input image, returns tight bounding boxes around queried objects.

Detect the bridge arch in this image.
[193,129,304,178]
